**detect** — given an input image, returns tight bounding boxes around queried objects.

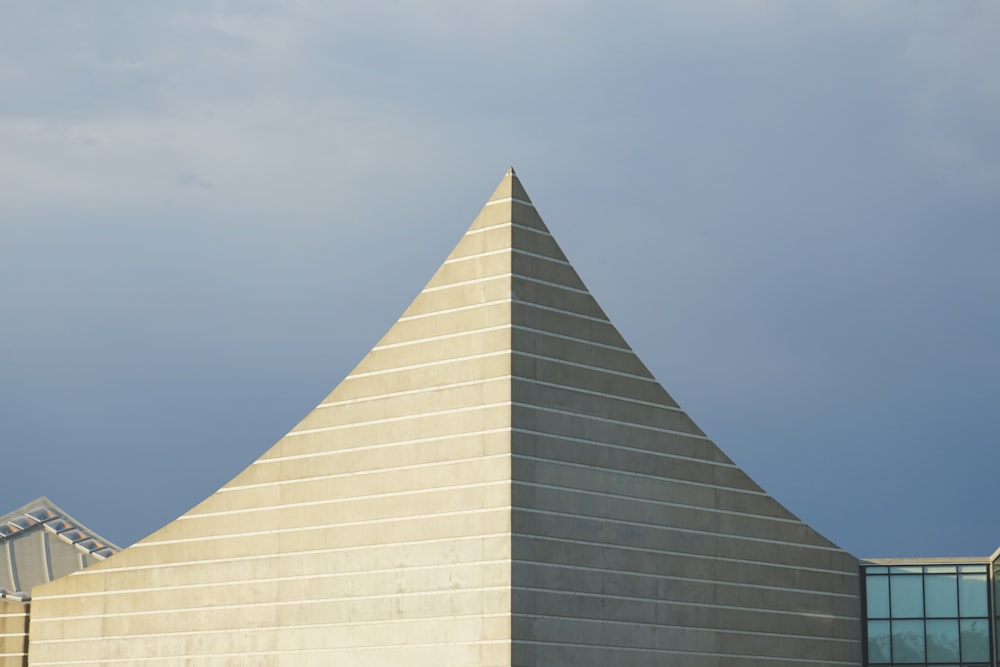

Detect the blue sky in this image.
[2,2,998,557]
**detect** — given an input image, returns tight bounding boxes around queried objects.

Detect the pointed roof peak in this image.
[487,166,533,206]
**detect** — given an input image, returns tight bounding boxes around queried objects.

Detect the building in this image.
[0,498,120,666]
[860,553,1000,666]
[5,169,995,665]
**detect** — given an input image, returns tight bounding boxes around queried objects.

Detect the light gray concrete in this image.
[27,169,862,666]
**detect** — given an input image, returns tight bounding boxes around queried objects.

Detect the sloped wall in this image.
[505,205,862,665]
[26,170,862,666]
[26,182,523,667]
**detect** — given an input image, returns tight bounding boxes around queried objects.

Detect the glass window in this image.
[925,619,960,662]
[958,573,988,617]
[891,620,925,663]
[867,575,890,618]
[960,618,990,662]
[27,507,56,521]
[863,562,995,667]
[44,518,73,532]
[958,564,987,573]
[924,574,958,617]
[867,620,892,663]
[890,575,923,617]
[995,559,1000,661]
[58,528,86,542]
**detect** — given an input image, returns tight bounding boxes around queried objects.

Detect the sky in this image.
[1,1,998,558]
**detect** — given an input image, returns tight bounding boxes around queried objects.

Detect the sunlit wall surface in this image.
[863,562,993,666]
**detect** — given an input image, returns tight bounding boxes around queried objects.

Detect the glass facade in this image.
[994,557,1000,663]
[863,562,994,667]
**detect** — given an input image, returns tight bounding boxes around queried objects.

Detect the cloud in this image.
[176,171,213,190]
[0,0,998,554]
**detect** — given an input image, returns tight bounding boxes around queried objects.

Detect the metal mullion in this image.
[988,558,997,667]
[861,567,872,666]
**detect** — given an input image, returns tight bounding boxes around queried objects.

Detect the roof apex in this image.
[486,166,532,205]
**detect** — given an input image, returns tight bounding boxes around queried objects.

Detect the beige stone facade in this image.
[0,599,29,667]
[26,169,862,665]
[1,498,119,667]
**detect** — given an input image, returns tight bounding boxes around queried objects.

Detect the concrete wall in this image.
[2,527,93,597]
[27,181,520,667]
[26,170,862,665]
[0,600,28,667]
[504,206,862,665]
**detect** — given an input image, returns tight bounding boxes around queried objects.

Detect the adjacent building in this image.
[860,553,1000,666]
[0,498,120,666]
[3,169,994,665]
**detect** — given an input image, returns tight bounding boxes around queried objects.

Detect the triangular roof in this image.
[0,496,120,600]
[29,169,860,665]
